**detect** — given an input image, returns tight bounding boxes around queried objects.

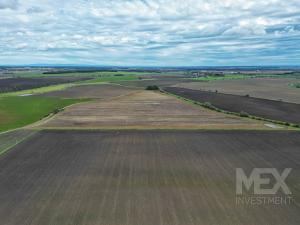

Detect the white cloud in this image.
[0,0,299,65]
[15,43,28,49]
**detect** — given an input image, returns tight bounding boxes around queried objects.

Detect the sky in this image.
[0,0,300,66]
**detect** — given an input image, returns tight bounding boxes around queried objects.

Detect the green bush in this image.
[239,111,249,117]
[202,102,218,110]
[145,85,159,90]
[53,108,63,114]
[291,124,300,128]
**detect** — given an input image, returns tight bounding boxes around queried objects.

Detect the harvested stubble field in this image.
[164,87,300,125]
[39,84,136,99]
[174,77,300,104]
[0,130,299,225]
[38,90,268,130]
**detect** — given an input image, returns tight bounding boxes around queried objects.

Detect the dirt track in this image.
[0,130,299,225]
[164,87,300,125]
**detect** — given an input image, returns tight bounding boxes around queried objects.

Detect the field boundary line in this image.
[106,82,143,90]
[104,89,143,101]
[0,83,76,97]
[0,130,37,156]
[26,89,139,129]
[26,99,92,129]
[160,89,300,130]
[29,126,295,132]
[0,78,106,97]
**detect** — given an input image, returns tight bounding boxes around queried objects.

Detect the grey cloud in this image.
[27,6,44,14]
[0,0,18,9]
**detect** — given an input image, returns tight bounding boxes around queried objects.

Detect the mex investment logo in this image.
[235,168,294,206]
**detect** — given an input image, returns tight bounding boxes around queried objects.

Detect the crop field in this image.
[113,78,194,88]
[164,87,300,125]
[0,77,90,93]
[11,70,167,78]
[79,74,141,84]
[39,84,136,99]
[0,83,77,97]
[174,77,300,104]
[0,96,84,132]
[0,71,299,225]
[37,90,269,130]
[0,130,299,225]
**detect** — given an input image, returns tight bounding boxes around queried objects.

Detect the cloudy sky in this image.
[0,0,300,66]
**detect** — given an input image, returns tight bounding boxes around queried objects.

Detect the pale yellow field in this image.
[37,90,271,130]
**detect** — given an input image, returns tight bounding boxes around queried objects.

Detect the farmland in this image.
[79,74,141,84]
[164,87,300,125]
[39,84,136,99]
[9,70,166,78]
[1,0,300,222]
[0,129,36,155]
[0,77,90,93]
[0,68,299,225]
[113,78,193,88]
[37,90,269,130]
[0,96,84,132]
[175,77,300,104]
[0,130,299,225]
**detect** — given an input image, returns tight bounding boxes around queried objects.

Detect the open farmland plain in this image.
[0,130,299,225]
[164,87,300,125]
[0,72,299,225]
[113,78,194,89]
[37,90,270,130]
[39,84,136,99]
[174,77,300,104]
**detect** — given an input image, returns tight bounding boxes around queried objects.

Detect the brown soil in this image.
[174,77,300,104]
[38,90,267,130]
[39,84,136,99]
[0,130,299,225]
[164,87,300,125]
